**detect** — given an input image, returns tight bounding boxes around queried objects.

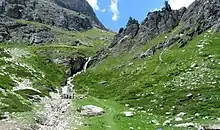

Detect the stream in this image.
[36,57,92,130]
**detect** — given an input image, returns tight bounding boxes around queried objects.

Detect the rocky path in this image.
[0,57,91,130]
[35,57,92,130]
[36,93,72,130]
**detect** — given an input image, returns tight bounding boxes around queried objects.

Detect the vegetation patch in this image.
[75,32,220,129]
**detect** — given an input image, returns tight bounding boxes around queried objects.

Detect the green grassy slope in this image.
[75,30,220,129]
[0,23,114,119]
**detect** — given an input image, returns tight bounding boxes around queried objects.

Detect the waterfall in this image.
[61,57,92,99]
[83,57,91,72]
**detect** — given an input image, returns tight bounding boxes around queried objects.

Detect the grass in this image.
[74,31,220,129]
[0,20,115,121]
[76,96,193,130]
[3,18,219,129]
[16,19,115,56]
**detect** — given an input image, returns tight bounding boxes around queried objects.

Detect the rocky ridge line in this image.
[110,0,220,55]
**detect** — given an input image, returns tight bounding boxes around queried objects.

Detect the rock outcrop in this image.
[3,0,105,31]
[109,0,220,57]
[0,0,106,44]
[137,7,186,43]
[109,2,186,52]
[0,16,54,44]
[54,0,105,29]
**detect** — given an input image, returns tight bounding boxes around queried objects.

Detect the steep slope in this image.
[4,0,105,31]
[0,0,107,44]
[0,27,114,129]
[74,0,220,129]
[109,0,220,53]
[0,0,115,129]
[0,6,114,128]
[54,0,106,29]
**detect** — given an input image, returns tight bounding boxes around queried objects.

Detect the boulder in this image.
[80,105,105,117]
[135,46,156,59]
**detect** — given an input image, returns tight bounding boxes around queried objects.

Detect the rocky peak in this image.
[54,0,106,29]
[1,0,105,31]
[0,0,107,44]
[162,1,172,12]
[179,0,220,35]
[109,1,186,52]
[110,0,220,54]
[135,0,220,59]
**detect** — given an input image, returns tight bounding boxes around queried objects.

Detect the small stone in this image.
[151,120,158,124]
[195,113,200,117]
[156,123,160,126]
[175,117,183,122]
[175,123,194,128]
[98,81,107,84]
[129,108,135,111]
[123,111,134,117]
[165,112,171,115]
[187,93,193,98]
[190,63,197,68]
[163,120,171,126]
[137,106,143,110]
[176,112,186,117]
[125,104,129,107]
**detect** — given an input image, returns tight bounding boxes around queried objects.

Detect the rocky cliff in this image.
[73,1,220,129]
[110,0,220,54]
[4,0,105,31]
[0,0,106,44]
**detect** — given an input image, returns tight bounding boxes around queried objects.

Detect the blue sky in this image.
[87,0,195,32]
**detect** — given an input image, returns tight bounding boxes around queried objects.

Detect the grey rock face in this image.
[0,24,10,42]
[0,0,107,44]
[180,0,220,34]
[3,0,105,31]
[110,3,186,52]
[137,7,186,43]
[67,57,87,76]
[54,0,105,29]
[110,23,139,48]
[109,0,220,57]
[135,46,156,59]
[0,16,54,44]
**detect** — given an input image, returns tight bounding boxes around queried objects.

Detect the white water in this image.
[37,57,92,130]
[61,57,92,99]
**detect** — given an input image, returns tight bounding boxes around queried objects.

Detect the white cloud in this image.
[110,0,119,21]
[87,0,99,10]
[101,8,106,12]
[87,0,106,12]
[87,0,119,21]
[168,0,195,10]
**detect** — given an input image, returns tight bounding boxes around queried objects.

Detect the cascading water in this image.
[36,57,92,130]
[61,57,91,99]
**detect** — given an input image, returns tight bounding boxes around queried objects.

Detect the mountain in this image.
[110,0,220,53]
[1,0,220,129]
[74,0,220,129]
[0,0,115,129]
[0,0,106,44]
